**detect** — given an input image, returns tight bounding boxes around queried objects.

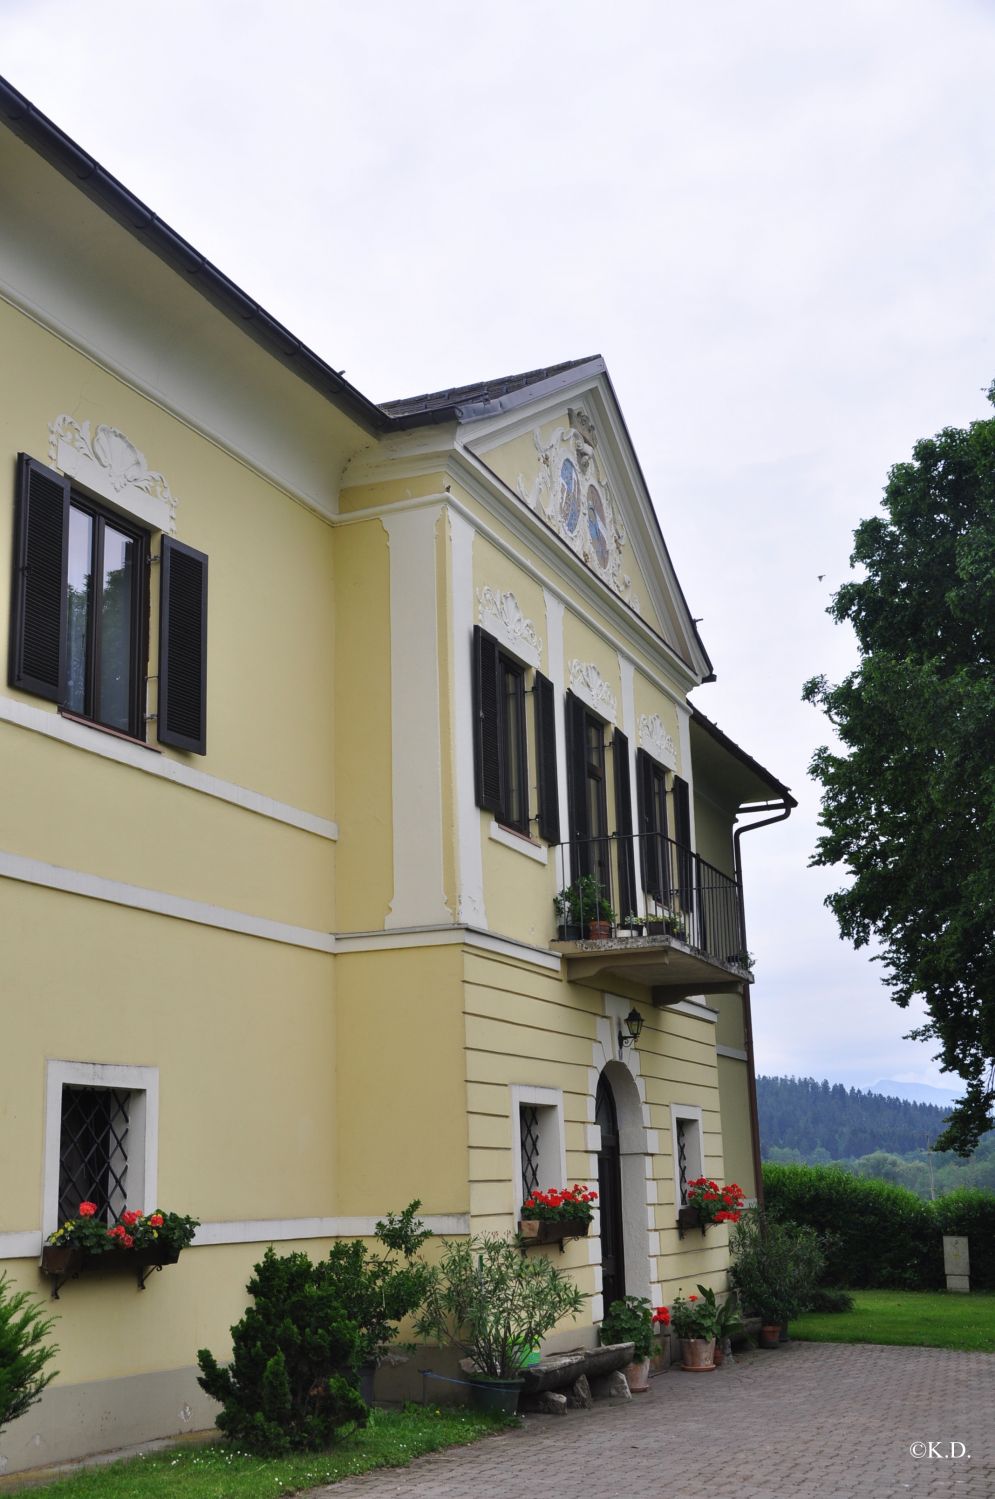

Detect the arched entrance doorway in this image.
[596,1071,625,1310]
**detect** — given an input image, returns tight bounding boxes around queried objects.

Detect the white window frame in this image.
[510,1085,566,1213]
[42,1060,159,1242]
[670,1104,703,1208]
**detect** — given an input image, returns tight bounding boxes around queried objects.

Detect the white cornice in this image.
[476,587,542,668]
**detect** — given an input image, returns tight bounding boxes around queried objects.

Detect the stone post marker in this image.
[943,1235,969,1293]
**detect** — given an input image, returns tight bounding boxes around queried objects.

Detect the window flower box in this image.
[518,1217,590,1247]
[42,1202,198,1296]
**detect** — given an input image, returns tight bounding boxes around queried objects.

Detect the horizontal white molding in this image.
[193,1214,469,1246]
[0,1216,471,1261]
[0,695,338,841]
[335,923,562,973]
[716,1044,749,1061]
[488,820,548,864]
[0,850,336,953]
[0,1231,43,1258]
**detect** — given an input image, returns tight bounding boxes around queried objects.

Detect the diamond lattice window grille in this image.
[676,1121,689,1206]
[520,1105,541,1200]
[58,1086,130,1225]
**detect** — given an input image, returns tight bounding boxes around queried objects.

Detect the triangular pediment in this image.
[455,364,712,680]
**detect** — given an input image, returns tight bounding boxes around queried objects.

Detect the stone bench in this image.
[519,1342,635,1414]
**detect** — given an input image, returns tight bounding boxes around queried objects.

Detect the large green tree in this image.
[804,384,995,1153]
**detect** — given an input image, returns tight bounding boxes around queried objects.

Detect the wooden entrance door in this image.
[596,1072,625,1311]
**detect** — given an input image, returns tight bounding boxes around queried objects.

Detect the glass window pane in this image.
[502,665,524,828]
[66,507,93,715]
[98,525,135,732]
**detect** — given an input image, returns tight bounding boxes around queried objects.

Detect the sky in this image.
[4,0,994,1095]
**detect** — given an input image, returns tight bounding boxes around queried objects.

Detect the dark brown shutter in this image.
[158,536,208,754]
[9,454,70,702]
[534,670,559,844]
[673,773,694,912]
[637,748,669,903]
[472,625,502,814]
[612,729,636,919]
[565,690,589,842]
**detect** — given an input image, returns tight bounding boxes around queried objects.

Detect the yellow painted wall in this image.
[333,519,393,931]
[717,1054,757,1200]
[334,946,469,1216]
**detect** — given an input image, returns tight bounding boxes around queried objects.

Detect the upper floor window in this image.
[66,496,147,737]
[9,453,209,754]
[472,625,559,842]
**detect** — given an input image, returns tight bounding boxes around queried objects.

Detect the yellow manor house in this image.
[0,77,795,1471]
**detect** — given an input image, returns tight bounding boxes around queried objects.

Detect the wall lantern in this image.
[618,1006,645,1052]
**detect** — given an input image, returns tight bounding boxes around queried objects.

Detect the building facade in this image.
[0,76,793,1472]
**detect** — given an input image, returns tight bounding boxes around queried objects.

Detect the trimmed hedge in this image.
[762,1164,995,1289]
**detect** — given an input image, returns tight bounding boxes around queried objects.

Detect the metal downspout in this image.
[733,800,793,1212]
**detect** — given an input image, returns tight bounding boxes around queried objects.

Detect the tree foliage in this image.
[757,1075,953,1159]
[0,1273,58,1435]
[804,384,995,1152]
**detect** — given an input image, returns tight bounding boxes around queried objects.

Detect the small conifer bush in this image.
[0,1272,58,1435]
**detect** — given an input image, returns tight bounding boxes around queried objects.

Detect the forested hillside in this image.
[757,1075,949,1158]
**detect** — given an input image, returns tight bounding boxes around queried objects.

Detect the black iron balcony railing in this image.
[553,832,747,969]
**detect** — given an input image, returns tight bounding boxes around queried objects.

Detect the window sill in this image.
[59,709,161,754]
[489,820,548,864]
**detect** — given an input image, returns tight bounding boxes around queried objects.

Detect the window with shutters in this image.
[637,748,670,904]
[9,453,208,754]
[472,625,559,842]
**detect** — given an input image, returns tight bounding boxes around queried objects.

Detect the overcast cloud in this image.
[4,0,995,1093]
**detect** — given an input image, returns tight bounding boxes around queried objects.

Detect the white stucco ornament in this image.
[517,407,636,608]
[49,416,178,533]
[638,713,677,770]
[476,587,542,667]
[569,659,617,722]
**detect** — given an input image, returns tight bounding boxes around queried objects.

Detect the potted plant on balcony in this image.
[553,874,615,940]
[519,1185,597,1246]
[414,1234,585,1415]
[670,1287,719,1371]
[646,908,687,940]
[598,1296,654,1392]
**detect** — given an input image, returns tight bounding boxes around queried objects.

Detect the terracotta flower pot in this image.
[623,1356,651,1393]
[585,920,612,940]
[759,1324,782,1348]
[680,1337,716,1371]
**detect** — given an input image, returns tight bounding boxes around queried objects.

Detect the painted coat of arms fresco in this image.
[516,407,638,611]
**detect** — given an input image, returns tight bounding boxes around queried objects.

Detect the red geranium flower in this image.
[122,1210,142,1227]
[149,1213,164,1227]
[79,1201,97,1217]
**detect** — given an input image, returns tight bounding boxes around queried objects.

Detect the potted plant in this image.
[599,1296,654,1392]
[619,913,645,939]
[414,1234,585,1415]
[677,1176,745,1236]
[646,908,687,940]
[42,1202,199,1294]
[317,1201,432,1402]
[711,1289,743,1366]
[669,1287,719,1370]
[518,1184,597,1246]
[554,875,615,940]
[729,1213,825,1347]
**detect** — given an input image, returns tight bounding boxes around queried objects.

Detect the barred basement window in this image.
[676,1120,688,1206]
[510,1086,566,1215]
[43,1061,159,1241]
[670,1108,703,1209]
[58,1086,130,1225]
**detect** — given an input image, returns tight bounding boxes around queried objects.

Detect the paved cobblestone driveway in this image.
[306,1343,995,1499]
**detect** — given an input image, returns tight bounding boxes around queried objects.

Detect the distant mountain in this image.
[869,1080,960,1108]
[757,1074,952,1160]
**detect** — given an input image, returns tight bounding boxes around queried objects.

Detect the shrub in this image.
[598,1296,654,1359]
[730,1212,824,1324]
[318,1202,432,1366]
[414,1234,585,1378]
[807,1287,856,1314]
[763,1163,941,1288]
[0,1273,58,1435]
[197,1248,367,1454]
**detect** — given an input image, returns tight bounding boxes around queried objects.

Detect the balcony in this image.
[551,833,752,1000]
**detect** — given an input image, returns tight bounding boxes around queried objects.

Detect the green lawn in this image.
[12,1407,507,1499]
[791,1289,995,1353]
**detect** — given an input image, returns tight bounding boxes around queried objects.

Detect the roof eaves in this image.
[690,704,798,807]
[0,73,390,436]
[386,357,606,429]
